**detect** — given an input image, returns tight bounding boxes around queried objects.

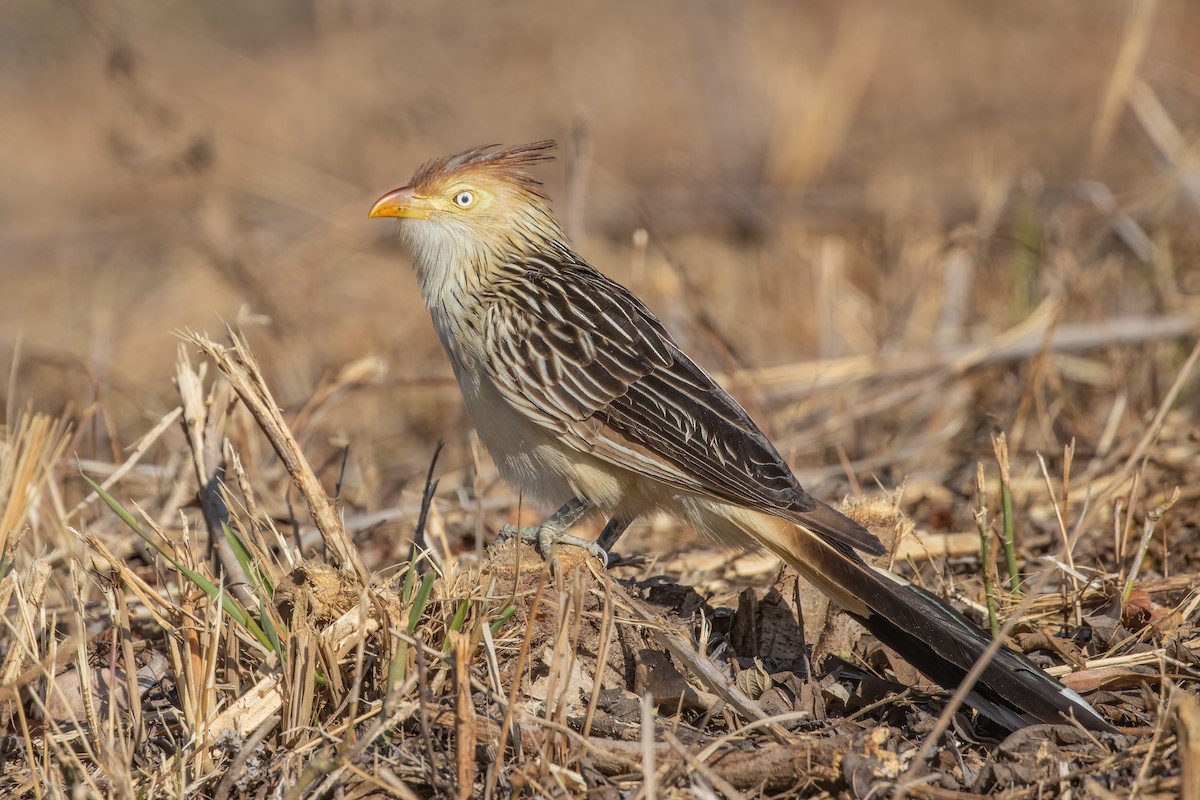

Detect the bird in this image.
[369,140,1114,733]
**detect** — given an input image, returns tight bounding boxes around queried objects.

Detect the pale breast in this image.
[431,304,676,524]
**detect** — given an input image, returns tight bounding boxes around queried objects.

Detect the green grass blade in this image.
[444,598,472,653]
[389,569,438,692]
[84,476,274,651]
[407,571,436,635]
[258,590,286,664]
[489,604,516,637]
[222,521,273,598]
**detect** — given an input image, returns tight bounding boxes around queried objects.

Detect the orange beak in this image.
[368,186,433,220]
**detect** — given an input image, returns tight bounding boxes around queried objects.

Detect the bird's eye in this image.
[452,190,475,208]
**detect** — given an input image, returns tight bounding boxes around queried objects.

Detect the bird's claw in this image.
[497,524,609,568]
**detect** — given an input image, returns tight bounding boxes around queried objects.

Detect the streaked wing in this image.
[482,253,838,527]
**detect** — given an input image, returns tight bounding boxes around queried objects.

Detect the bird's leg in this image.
[496,496,609,564]
[595,516,632,554]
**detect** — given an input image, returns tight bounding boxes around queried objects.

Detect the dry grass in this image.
[2,2,1200,797]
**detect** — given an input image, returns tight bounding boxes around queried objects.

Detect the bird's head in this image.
[369,141,566,285]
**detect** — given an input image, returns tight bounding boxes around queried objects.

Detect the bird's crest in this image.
[409,140,556,198]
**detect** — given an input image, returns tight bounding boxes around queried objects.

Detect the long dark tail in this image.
[728,506,1115,732]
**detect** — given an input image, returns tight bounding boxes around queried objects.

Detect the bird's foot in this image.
[496,524,609,567]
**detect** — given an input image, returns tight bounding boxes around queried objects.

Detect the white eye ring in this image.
[452,190,475,208]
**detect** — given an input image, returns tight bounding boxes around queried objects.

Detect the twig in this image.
[992,432,1020,594]
[410,441,444,570]
[1176,688,1200,800]
[1128,77,1200,213]
[186,328,369,583]
[1044,636,1200,677]
[487,566,551,799]
[452,631,476,799]
[741,308,1200,404]
[65,406,182,521]
[973,463,999,636]
[664,733,746,800]
[581,573,615,739]
[639,691,657,800]
[1122,488,1181,602]
[1117,469,1143,584]
[175,346,252,605]
[1132,676,1174,797]
[1089,0,1158,165]
[414,638,451,796]
[1038,451,1078,601]
[606,579,783,737]
[1094,337,1200,511]
[214,714,280,800]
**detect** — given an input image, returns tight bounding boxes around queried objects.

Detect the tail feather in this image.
[721,506,1114,732]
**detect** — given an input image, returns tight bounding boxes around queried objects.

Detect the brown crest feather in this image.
[409,140,557,197]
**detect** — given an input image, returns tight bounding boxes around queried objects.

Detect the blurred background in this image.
[2,0,1198,561]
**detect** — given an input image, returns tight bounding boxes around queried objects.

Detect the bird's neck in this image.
[401,227,487,311]
[405,222,568,313]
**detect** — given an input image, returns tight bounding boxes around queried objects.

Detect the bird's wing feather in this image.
[483,257,881,555]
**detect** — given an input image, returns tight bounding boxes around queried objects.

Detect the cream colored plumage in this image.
[370,140,1113,733]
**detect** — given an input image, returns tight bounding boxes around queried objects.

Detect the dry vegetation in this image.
[2,1,1199,797]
